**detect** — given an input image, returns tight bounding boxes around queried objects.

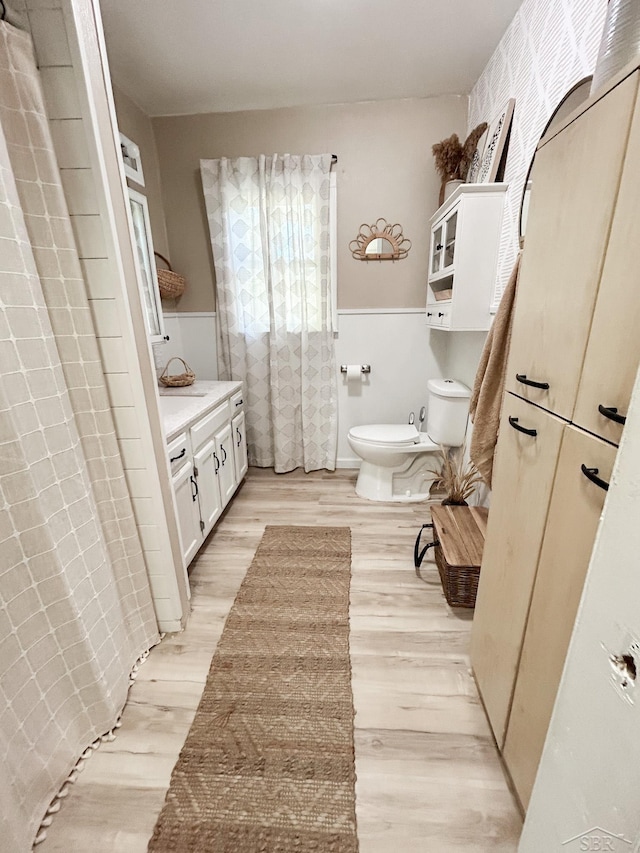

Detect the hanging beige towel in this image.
[469,253,522,487]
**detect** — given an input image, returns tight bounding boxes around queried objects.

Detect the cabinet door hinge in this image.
[200,520,205,532]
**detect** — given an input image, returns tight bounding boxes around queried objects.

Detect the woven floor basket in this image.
[154,252,186,299]
[434,544,480,608]
[159,357,195,387]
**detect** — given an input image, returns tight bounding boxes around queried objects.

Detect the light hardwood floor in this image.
[37,468,522,852]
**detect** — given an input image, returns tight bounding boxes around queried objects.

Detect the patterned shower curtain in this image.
[0,22,159,852]
[201,154,338,473]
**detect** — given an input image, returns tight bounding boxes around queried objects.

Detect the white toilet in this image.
[347,379,471,502]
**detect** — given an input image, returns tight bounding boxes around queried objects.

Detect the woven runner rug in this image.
[148,525,358,853]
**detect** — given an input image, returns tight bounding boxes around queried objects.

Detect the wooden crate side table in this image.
[430,505,489,608]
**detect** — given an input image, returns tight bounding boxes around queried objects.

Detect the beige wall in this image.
[152,97,467,312]
[113,86,170,260]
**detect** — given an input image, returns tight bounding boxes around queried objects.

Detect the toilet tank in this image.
[426,379,471,446]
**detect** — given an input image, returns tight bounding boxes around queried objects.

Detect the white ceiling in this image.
[101,0,524,117]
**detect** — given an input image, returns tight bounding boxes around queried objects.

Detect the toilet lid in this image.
[350,424,420,446]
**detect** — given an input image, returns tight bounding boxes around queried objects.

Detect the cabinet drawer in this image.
[167,432,190,476]
[190,402,230,451]
[503,425,617,808]
[230,389,244,411]
[426,304,450,327]
[471,395,565,746]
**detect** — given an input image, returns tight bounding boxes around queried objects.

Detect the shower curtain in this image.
[0,22,159,853]
[201,154,338,473]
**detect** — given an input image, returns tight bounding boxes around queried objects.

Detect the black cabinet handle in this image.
[438,312,445,318]
[508,416,537,437]
[235,398,243,407]
[170,447,186,464]
[581,464,609,492]
[221,445,227,465]
[213,452,220,474]
[427,312,433,317]
[236,427,242,447]
[190,475,199,501]
[435,243,443,251]
[598,404,626,426]
[516,373,550,390]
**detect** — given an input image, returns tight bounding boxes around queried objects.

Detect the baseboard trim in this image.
[162,312,217,319]
[336,456,361,469]
[337,308,424,315]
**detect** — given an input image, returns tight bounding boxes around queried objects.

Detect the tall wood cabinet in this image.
[471,67,640,810]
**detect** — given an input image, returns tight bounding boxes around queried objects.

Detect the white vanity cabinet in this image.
[163,383,248,570]
[230,389,249,482]
[168,432,201,568]
[214,422,236,507]
[426,183,507,331]
[232,410,249,482]
[193,439,222,536]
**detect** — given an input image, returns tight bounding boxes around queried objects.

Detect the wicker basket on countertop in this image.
[159,357,195,388]
[154,252,186,299]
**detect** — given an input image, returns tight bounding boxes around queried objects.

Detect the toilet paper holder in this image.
[340,364,371,374]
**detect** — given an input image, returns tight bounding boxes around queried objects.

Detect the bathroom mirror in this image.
[365,237,395,255]
[519,76,593,240]
[350,218,411,260]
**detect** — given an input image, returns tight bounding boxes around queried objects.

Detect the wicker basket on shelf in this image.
[154,252,186,299]
[159,357,195,388]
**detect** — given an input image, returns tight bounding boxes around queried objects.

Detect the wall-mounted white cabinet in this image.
[164,386,248,569]
[127,188,166,343]
[426,183,507,331]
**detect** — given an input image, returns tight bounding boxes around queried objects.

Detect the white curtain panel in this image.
[0,22,159,852]
[201,154,338,473]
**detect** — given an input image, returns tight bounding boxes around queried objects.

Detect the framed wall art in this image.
[476,99,515,183]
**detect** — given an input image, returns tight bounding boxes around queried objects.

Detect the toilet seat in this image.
[349,424,420,447]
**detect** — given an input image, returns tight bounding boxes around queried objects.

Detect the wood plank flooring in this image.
[37,468,522,852]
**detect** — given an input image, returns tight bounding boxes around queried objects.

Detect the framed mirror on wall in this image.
[349,218,411,261]
[519,77,593,240]
[127,188,166,343]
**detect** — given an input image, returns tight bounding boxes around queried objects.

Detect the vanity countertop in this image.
[158,380,242,441]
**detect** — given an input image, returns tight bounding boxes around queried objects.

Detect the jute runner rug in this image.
[148,525,358,852]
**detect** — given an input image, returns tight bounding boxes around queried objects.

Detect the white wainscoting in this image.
[161,309,487,469]
[336,309,450,467]
[161,312,218,380]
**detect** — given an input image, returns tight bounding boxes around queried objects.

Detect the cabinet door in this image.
[215,423,237,508]
[430,222,445,275]
[443,208,458,269]
[471,395,565,746]
[128,188,166,343]
[503,425,617,809]
[194,439,222,538]
[232,411,248,482]
[505,73,638,419]
[172,460,201,568]
[572,94,640,445]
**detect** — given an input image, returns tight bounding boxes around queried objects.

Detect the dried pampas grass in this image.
[432,122,488,183]
[430,446,483,505]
